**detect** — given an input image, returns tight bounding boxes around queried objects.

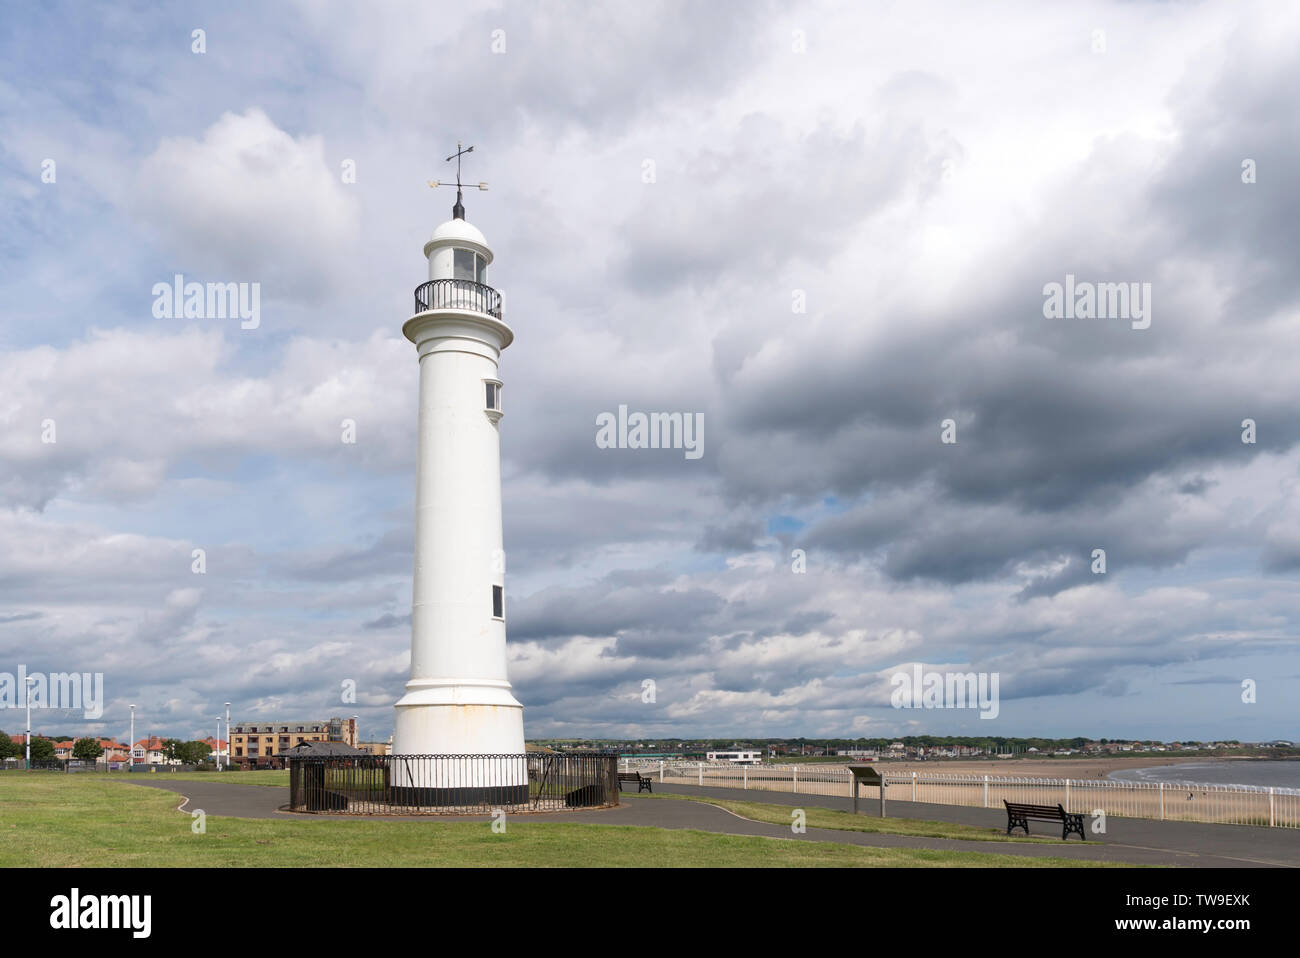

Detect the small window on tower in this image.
[476,254,487,284]
[453,248,476,281]
[485,381,501,411]
[492,585,504,619]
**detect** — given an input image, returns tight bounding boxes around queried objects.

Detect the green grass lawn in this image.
[97,769,290,786]
[94,769,561,797]
[0,773,1118,867]
[637,793,1084,843]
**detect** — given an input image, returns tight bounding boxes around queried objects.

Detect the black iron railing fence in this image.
[413,279,503,319]
[288,752,618,815]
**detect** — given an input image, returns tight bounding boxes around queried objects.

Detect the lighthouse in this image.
[390,146,526,802]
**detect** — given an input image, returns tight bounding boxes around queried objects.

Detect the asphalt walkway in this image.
[121,778,1299,867]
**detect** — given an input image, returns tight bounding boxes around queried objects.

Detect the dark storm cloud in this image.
[802,480,1221,590]
[0,611,42,624]
[1262,545,1300,573]
[510,575,723,642]
[611,627,708,658]
[283,527,412,582]
[696,33,1300,592]
[1147,24,1300,322]
[501,478,718,570]
[615,115,932,295]
[363,612,410,630]
[696,518,763,553]
[779,609,833,634]
[1178,476,1215,496]
[1165,676,1242,686]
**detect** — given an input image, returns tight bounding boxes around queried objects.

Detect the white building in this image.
[836,749,879,759]
[707,750,762,765]
[390,177,526,801]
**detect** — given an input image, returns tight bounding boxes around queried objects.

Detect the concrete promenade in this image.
[123,778,1299,867]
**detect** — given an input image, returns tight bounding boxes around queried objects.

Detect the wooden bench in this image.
[617,771,653,793]
[1003,800,1085,840]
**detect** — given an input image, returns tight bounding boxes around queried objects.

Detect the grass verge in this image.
[95,770,290,786]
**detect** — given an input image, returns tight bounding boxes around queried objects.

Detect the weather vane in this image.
[428,141,489,219]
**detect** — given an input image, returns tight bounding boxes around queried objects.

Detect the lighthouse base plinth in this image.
[387,782,530,808]
[392,694,527,757]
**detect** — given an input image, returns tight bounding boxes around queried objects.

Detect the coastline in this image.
[878,755,1227,781]
[860,755,1297,789]
[1105,757,1299,789]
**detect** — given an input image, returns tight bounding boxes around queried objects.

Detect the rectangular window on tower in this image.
[492,585,504,620]
[453,248,476,282]
[485,381,500,411]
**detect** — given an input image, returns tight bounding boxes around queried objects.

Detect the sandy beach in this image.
[877,755,1238,781]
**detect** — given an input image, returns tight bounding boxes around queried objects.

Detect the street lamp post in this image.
[24,676,36,769]
[216,718,221,769]
[129,704,136,769]
[224,703,231,771]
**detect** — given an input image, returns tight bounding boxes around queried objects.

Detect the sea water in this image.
[1108,760,1300,789]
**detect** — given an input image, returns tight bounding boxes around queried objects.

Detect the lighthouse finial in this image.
[427,141,489,220]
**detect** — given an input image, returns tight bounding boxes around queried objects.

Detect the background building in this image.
[327,717,358,747]
[230,717,356,768]
[133,736,174,765]
[202,736,228,765]
[706,749,762,765]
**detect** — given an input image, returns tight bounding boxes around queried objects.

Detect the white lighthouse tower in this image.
[391,146,526,802]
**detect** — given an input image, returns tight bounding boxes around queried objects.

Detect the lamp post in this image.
[224,702,231,771]
[216,718,221,769]
[129,704,135,768]
[24,676,36,769]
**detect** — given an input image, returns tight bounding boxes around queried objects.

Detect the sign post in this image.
[849,764,886,818]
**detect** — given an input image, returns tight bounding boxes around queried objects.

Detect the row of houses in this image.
[1080,741,1248,754]
[3,733,229,766]
[835,743,985,760]
[6,716,388,769]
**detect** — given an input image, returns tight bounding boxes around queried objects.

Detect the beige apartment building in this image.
[231,717,357,768]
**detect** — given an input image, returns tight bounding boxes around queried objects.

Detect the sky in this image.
[1,0,1298,746]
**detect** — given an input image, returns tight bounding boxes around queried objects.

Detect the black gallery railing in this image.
[413,279,503,319]
[288,752,619,814]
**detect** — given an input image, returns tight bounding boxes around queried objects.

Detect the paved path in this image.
[121,779,1298,867]
[125,779,300,821]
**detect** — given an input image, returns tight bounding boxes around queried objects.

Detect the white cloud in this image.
[0,326,413,508]
[132,108,361,299]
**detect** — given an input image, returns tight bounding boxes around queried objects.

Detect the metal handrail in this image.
[413,278,502,319]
